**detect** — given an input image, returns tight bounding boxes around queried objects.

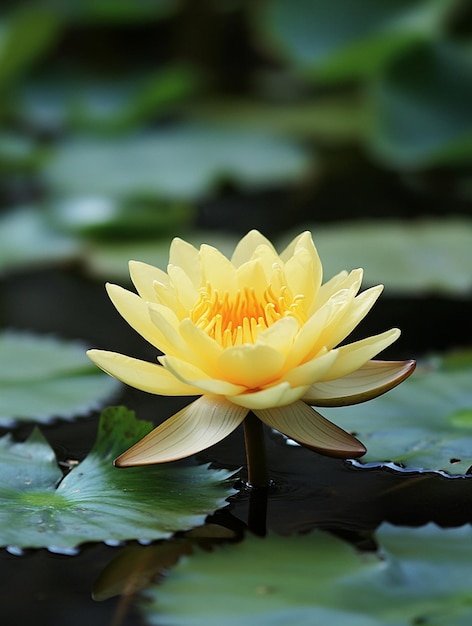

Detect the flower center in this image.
[190,283,305,347]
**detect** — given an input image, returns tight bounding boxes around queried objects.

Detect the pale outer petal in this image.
[254,401,366,458]
[321,328,401,381]
[86,349,202,396]
[303,359,416,406]
[115,396,249,466]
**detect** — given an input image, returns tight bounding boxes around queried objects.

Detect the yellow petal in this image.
[257,316,299,355]
[217,344,285,388]
[199,244,238,293]
[146,302,190,357]
[230,230,277,267]
[322,328,401,381]
[162,355,247,395]
[106,283,163,349]
[178,319,223,375]
[281,231,322,296]
[115,396,248,466]
[280,349,338,387]
[254,401,366,458]
[129,260,169,302]
[284,247,321,312]
[283,298,337,369]
[86,350,201,395]
[228,382,307,409]
[311,268,362,315]
[167,264,199,311]
[321,284,384,350]
[169,237,201,287]
[236,259,267,296]
[303,359,416,406]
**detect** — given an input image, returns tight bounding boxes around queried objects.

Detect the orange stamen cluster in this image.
[190,283,305,347]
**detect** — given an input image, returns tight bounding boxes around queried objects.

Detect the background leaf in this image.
[0,207,79,275]
[367,41,472,167]
[0,331,119,426]
[141,523,472,626]
[257,0,456,81]
[43,125,312,201]
[0,406,234,551]
[324,351,472,473]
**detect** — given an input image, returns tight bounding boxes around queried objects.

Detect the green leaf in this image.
[83,231,239,281]
[0,406,234,551]
[257,0,457,82]
[0,331,119,426]
[0,207,79,275]
[140,524,472,626]
[43,125,311,200]
[0,7,60,89]
[283,218,472,294]
[367,41,472,167]
[324,351,472,474]
[84,218,472,293]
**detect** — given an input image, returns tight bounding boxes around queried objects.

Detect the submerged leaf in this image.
[0,407,234,551]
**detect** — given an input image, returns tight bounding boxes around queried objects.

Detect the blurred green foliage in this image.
[0,0,471,237]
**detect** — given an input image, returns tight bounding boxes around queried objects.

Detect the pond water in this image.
[1,265,472,626]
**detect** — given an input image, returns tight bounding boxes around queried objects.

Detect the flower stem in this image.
[243,412,269,489]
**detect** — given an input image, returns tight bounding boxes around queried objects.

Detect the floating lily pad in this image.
[0,331,119,426]
[0,208,79,275]
[84,219,472,295]
[324,351,472,474]
[0,406,234,552]
[83,230,240,281]
[288,218,472,294]
[140,523,472,626]
[43,125,311,200]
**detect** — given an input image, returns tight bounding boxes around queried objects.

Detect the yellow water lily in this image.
[87,230,415,476]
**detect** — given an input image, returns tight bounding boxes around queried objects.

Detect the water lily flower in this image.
[87,230,415,482]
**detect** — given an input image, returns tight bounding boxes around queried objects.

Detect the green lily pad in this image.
[84,218,472,294]
[0,207,80,275]
[368,41,472,167]
[285,218,472,294]
[257,0,456,82]
[83,231,239,281]
[140,523,472,626]
[0,406,234,552]
[43,124,311,201]
[324,351,472,474]
[0,331,119,426]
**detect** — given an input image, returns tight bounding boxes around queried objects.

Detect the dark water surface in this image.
[1,266,472,626]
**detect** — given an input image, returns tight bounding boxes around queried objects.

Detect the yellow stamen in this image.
[190,283,306,346]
